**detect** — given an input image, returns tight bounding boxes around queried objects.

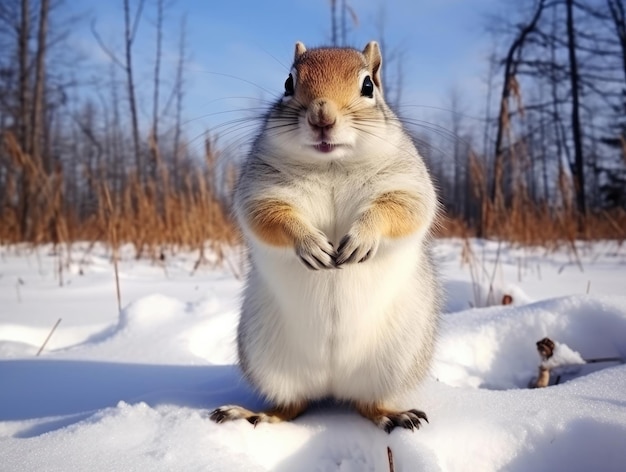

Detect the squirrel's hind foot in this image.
[355,403,428,434]
[210,402,307,426]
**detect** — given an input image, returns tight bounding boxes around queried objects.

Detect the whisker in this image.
[190,70,277,96]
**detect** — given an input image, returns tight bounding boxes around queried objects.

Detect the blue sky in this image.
[66,0,506,143]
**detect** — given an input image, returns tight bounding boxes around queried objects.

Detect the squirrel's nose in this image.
[308,115,336,130]
[307,99,337,130]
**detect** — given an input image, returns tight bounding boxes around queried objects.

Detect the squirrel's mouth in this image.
[314,142,336,153]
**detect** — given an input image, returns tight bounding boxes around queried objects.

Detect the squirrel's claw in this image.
[295,231,335,270]
[356,403,428,434]
[335,233,379,266]
[379,410,427,434]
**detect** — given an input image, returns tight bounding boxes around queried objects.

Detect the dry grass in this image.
[1,131,239,266]
[436,203,626,247]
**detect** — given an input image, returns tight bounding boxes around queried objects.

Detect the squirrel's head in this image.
[264,41,400,164]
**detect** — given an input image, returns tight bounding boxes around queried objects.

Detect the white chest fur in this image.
[238,164,434,405]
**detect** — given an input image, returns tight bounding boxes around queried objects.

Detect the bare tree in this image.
[447,87,465,216]
[16,0,32,237]
[491,0,546,208]
[91,0,145,176]
[329,0,357,46]
[150,0,163,180]
[330,0,338,45]
[607,0,626,83]
[599,0,626,208]
[171,14,187,186]
[484,0,626,220]
[18,0,30,151]
[30,0,49,171]
[565,0,586,216]
[123,0,144,176]
[374,5,404,111]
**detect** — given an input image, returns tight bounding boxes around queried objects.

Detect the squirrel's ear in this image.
[294,42,307,61]
[362,41,382,91]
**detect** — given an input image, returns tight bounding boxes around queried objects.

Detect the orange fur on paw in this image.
[246,199,334,269]
[371,191,423,239]
[247,199,301,247]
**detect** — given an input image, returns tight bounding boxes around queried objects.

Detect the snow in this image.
[540,341,586,370]
[1,239,625,471]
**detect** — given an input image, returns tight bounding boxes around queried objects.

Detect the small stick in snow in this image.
[15,277,24,303]
[36,318,62,356]
[387,446,395,472]
[532,337,555,388]
[113,246,122,314]
[57,248,64,287]
[586,357,624,364]
[531,337,624,388]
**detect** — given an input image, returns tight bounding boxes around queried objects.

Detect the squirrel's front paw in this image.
[295,230,335,270]
[335,228,380,266]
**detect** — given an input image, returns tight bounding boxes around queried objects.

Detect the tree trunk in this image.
[18,0,31,238]
[607,0,626,84]
[124,0,143,176]
[491,0,545,209]
[150,0,163,182]
[31,0,50,173]
[18,0,30,151]
[566,0,587,217]
[330,0,338,46]
[172,15,187,189]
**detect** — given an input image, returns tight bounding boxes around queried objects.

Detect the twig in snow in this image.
[113,247,122,314]
[486,241,503,306]
[387,446,395,472]
[531,336,624,388]
[15,277,24,303]
[57,246,64,287]
[586,356,624,364]
[36,318,62,356]
[224,251,244,281]
[532,337,555,388]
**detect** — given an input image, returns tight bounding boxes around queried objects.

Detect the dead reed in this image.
[1,131,239,266]
[436,201,626,247]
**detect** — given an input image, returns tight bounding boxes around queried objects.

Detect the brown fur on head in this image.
[289,41,383,106]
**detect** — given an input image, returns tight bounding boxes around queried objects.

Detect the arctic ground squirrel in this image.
[210,41,441,433]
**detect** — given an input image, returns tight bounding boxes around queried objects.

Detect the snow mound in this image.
[56,292,238,366]
[118,294,188,331]
[541,341,586,370]
[434,295,626,389]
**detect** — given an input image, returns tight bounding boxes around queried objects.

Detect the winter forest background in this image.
[1,0,625,257]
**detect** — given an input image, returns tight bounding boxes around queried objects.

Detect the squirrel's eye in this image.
[361,76,374,98]
[284,74,294,97]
